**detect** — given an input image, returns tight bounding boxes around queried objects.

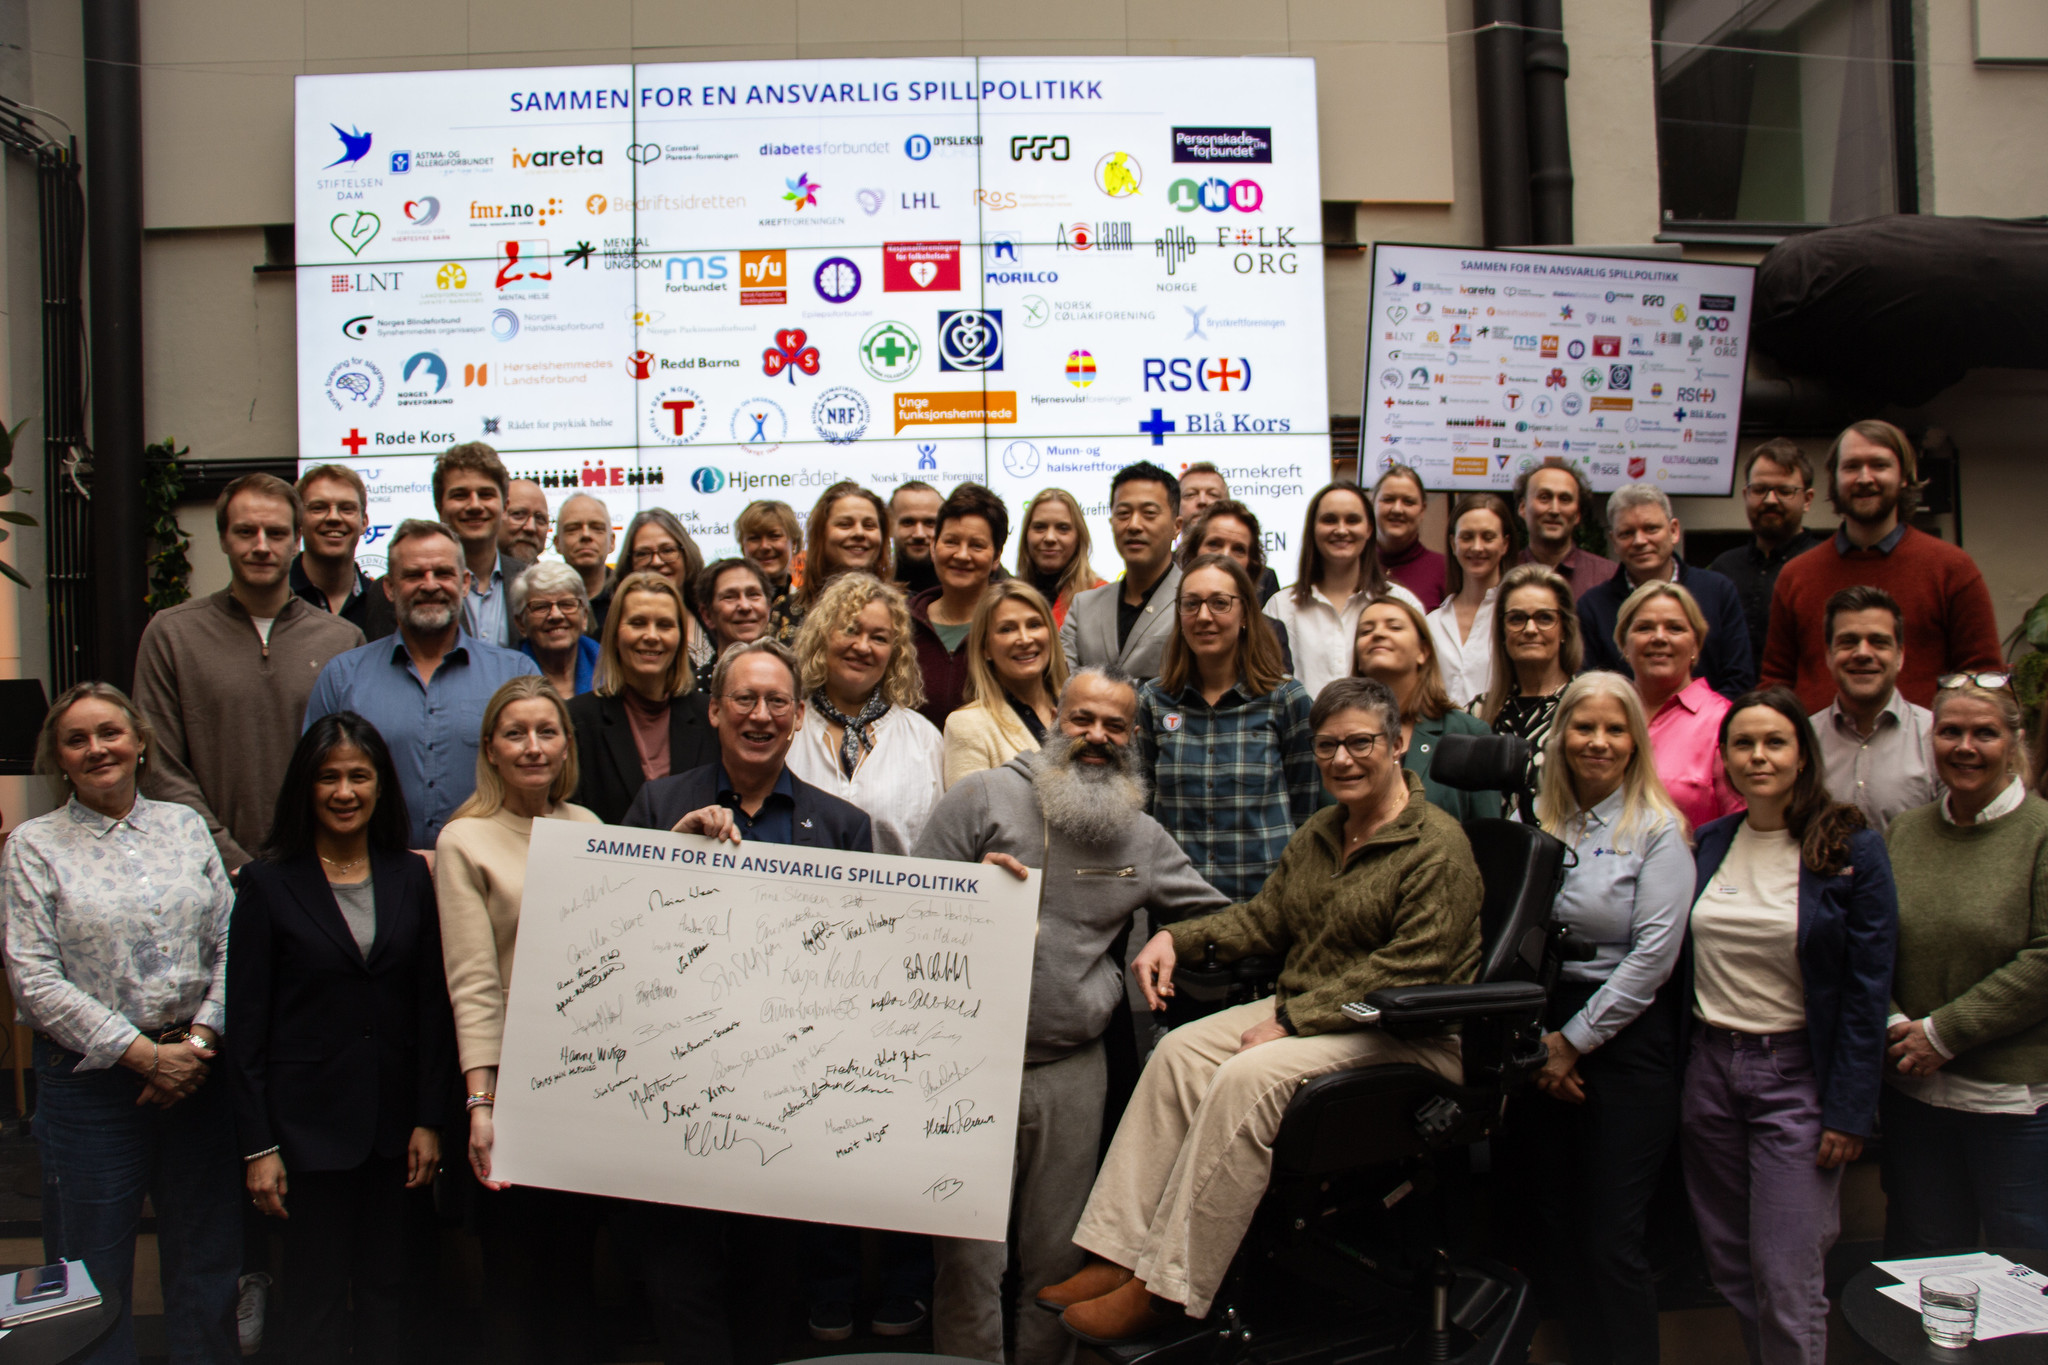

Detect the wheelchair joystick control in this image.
[1426,1250,1455,1362]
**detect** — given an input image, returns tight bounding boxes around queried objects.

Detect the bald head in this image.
[501,479,550,563]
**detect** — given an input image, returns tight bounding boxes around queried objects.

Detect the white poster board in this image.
[1361,243,1756,496]
[292,58,1328,575]
[492,819,1040,1240]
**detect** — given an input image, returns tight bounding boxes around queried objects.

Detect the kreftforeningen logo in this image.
[937,310,1003,372]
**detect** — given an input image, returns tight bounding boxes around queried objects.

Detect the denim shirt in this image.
[1550,787,1694,1053]
[0,796,232,1069]
[305,632,542,848]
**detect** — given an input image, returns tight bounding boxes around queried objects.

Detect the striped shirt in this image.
[1135,676,1323,903]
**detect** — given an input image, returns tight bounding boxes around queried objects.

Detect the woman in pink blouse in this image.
[1616,581,1743,832]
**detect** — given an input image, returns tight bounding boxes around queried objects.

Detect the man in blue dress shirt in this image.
[304,519,539,850]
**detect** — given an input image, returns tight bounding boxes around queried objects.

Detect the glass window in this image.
[1655,0,1908,229]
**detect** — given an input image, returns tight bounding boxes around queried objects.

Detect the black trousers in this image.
[279,1155,411,1365]
[473,1182,608,1365]
[609,1201,790,1365]
[1499,981,1680,1365]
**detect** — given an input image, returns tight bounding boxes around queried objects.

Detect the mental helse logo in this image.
[782,173,821,210]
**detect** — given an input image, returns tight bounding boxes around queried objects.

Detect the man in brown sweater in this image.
[134,474,364,872]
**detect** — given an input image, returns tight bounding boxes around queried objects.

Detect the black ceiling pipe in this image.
[84,0,146,691]
[1473,0,1532,248]
[1523,0,1574,243]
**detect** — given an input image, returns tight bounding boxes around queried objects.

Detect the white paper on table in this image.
[1873,1252,2022,1282]
[491,821,1042,1240]
[1872,1254,2048,1339]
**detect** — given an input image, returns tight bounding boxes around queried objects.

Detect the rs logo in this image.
[1010,135,1070,162]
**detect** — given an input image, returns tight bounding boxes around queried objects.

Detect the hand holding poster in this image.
[491,819,1038,1240]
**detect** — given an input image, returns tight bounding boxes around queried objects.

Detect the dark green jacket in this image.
[1406,708,1504,823]
[1169,771,1483,1035]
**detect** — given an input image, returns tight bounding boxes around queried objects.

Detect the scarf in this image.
[810,688,891,777]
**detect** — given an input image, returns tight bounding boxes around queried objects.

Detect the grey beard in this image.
[1026,736,1150,847]
[401,598,459,634]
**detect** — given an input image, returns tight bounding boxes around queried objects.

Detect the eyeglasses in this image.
[1177,593,1243,618]
[1743,482,1806,502]
[1312,733,1385,760]
[1504,609,1562,631]
[721,690,796,716]
[1937,672,2012,691]
[523,599,580,620]
[631,543,684,566]
[504,509,550,528]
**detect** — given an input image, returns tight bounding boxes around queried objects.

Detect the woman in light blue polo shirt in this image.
[1500,670,1693,1365]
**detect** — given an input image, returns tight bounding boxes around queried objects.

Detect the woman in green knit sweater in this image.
[1881,676,2048,1253]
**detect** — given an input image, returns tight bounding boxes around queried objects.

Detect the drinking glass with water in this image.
[1919,1275,1979,1349]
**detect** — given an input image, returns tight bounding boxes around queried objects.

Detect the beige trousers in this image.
[1071,997,1461,1317]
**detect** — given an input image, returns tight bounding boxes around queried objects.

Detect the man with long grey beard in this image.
[913,666,1227,1365]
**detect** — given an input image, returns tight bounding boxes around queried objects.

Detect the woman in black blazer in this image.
[227,712,457,1365]
[566,571,717,823]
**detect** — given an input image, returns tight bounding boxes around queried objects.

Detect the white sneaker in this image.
[236,1272,272,1356]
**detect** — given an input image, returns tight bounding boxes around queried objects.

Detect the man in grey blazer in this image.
[1059,462,1184,682]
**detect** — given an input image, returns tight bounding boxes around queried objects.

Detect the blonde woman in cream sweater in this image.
[941,579,1068,788]
[434,675,601,1362]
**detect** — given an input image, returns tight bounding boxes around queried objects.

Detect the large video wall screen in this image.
[295,59,1329,570]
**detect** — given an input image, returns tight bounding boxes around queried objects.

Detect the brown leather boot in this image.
[1061,1276,1167,1344]
[1034,1258,1134,1311]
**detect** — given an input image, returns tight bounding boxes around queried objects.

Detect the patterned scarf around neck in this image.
[811,688,891,777]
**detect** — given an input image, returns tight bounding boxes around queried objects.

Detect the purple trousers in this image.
[1680,1027,1842,1365]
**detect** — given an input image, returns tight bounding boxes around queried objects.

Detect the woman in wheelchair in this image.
[1038,675,1485,1344]
[1500,672,1693,1365]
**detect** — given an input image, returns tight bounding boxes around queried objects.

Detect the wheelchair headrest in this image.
[1430,733,1532,794]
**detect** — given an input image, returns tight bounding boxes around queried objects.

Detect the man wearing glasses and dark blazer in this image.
[611,636,872,1365]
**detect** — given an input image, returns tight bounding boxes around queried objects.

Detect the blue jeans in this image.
[1880,1085,2048,1255]
[32,1037,241,1365]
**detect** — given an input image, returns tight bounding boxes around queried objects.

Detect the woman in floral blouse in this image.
[1,682,238,1364]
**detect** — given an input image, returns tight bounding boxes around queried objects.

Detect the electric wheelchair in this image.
[1087,734,1576,1365]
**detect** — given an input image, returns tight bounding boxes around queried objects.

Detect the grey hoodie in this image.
[913,755,1228,1062]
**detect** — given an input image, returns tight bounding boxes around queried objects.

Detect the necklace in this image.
[320,852,367,874]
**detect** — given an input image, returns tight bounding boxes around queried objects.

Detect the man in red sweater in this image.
[1761,420,2003,710]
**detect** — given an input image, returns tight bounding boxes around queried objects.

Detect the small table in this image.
[0,1285,122,1365]
[1842,1247,2048,1363]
